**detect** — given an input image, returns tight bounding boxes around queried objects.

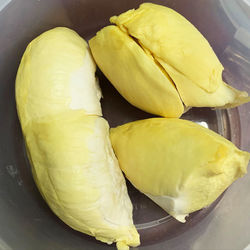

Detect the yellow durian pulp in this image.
[89,3,250,117]
[110,118,250,222]
[16,27,139,249]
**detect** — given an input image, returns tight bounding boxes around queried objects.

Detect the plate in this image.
[0,0,249,249]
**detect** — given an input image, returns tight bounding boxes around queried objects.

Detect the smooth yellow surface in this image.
[90,3,250,117]
[89,25,183,118]
[16,27,139,249]
[110,118,250,222]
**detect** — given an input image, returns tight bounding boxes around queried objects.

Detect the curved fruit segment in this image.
[16,27,139,249]
[90,3,250,117]
[89,25,184,118]
[110,118,250,222]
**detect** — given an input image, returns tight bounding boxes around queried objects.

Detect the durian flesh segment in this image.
[16,27,102,131]
[89,25,184,118]
[110,118,250,222]
[16,27,140,248]
[26,112,139,247]
[110,3,250,108]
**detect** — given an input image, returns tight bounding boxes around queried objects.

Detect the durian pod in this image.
[110,118,250,222]
[16,27,139,249]
[90,3,250,118]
